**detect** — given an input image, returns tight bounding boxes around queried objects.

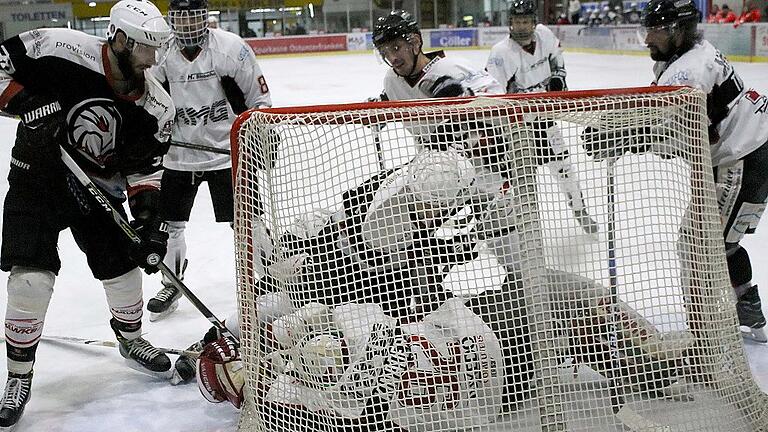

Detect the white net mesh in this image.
[232,87,768,432]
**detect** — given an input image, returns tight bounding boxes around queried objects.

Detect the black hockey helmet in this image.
[641,0,700,28]
[169,0,208,10]
[509,0,537,16]
[508,0,537,45]
[372,10,420,47]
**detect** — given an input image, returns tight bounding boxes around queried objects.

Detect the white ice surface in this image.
[0,50,765,432]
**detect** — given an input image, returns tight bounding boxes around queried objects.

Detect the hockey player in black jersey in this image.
[0,0,176,428]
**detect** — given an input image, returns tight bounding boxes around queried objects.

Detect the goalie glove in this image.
[197,337,245,409]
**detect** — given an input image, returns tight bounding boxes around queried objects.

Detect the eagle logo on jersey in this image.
[0,46,15,74]
[67,98,122,169]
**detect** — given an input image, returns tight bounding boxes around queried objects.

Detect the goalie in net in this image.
[199,142,692,430]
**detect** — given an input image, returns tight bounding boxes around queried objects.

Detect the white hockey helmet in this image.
[408,148,476,208]
[106,0,171,48]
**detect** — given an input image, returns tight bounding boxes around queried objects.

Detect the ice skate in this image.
[737,285,767,343]
[147,283,182,322]
[111,319,173,379]
[170,340,204,385]
[573,208,599,235]
[0,372,32,431]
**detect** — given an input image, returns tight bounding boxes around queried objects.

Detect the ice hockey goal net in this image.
[231,86,768,432]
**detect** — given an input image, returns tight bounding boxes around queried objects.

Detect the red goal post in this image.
[230,86,768,432]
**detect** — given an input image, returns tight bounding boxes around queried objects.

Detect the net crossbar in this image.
[231,86,768,432]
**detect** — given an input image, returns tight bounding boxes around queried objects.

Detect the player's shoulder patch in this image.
[210,28,253,61]
[19,28,101,69]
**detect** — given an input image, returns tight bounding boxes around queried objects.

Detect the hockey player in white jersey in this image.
[485,0,598,235]
[148,0,273,321]
[636,0,768,342]
[373,10,503,101]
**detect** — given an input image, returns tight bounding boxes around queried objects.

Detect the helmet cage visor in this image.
[169,8,209,48]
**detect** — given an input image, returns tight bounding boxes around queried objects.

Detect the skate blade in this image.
[741,326,768,343]
[149,301,179,322]
[123,358,174,380]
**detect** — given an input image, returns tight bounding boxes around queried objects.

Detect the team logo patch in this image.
[67,98,122,168]
[0,46,15,74]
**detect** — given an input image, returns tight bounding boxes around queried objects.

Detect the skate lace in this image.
[1,376,30,409]
[155,285,179,302]
[128,338,163,362]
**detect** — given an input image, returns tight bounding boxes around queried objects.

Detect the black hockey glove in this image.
[129,217,169,274]
[427,76,471,98]
[127,188,168,274]
[546,75,567,92]
[580,125,653,162]
[4,89,66,173]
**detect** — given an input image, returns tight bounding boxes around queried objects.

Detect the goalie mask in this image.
[408,148,476,211]
[508,0,537,46]
[169,0,209,50]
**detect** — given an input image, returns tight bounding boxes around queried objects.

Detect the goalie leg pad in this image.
[5,266,55,367]
[197,338,245,408]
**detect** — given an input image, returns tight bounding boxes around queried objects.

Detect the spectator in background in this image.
[557,13,571,24]
[625,2,642,23]
[569,0,582,23]
[588,8,601,25]
[613,6,625,23]
[719,4,737,23]
[207,15,219,29]
[736,1,762,25]
[707,4,721,22]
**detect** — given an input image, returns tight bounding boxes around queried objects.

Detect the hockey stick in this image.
[170,140,230,155]
[371,123,386,171]
[58,147,240,348]
[605,156,671,432]
[40,335,199,358]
